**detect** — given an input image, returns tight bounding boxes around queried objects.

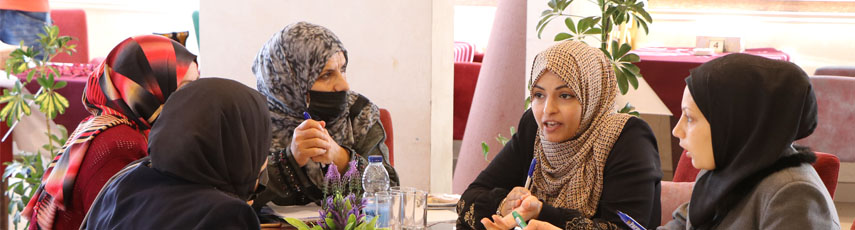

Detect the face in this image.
[310,52,349,92]
[672,87,716,170]
[531,71,583,142]
[178,62,200,88]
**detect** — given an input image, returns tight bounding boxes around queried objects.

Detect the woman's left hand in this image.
[315,128,350,173]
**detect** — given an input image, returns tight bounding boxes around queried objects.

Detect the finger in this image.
[299,147,327,158]
[481,218,500,230]
[296,138,331,150]
[294,128,328,141]
[296,119,325,131]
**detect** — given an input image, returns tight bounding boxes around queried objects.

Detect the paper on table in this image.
[269,203,322,220]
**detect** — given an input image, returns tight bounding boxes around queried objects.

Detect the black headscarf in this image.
[148,77,272,200]
[686,53,818,229]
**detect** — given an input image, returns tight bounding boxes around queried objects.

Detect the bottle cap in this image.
[368,155,383,163]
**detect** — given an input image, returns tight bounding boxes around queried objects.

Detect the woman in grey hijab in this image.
[251,21,399,209]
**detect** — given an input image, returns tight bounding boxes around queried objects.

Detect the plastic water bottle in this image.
[362,156,390,227]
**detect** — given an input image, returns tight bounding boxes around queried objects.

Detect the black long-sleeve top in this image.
[456,109,662,229]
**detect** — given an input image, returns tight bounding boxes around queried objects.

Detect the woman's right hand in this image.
[290,119,331,166]
[499,187,532,216]
[523,220,561,230]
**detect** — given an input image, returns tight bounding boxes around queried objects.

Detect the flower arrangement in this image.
[284,160,380,230]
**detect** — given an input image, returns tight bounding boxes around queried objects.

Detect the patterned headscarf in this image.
[253,21,379,156]
[529,41,631,218]
[24,35,196,229]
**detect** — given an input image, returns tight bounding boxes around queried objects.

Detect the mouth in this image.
[542,120,563,133]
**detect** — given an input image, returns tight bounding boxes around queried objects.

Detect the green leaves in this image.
[553,17,602,43]
[617,102,640,116]
[0,82,33,126]
[481,142,489,161]
[34,74,70,120]
[603,41,642,95]
[603,0,652,34]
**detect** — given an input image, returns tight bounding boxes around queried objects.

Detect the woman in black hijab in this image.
[662,54,839,229]
[82,78,271,229]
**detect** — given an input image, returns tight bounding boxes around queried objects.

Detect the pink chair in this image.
[50,9,89,64]
[815,66,855,78]
[454,41,475,62]
[797,76,855,162]
[379,108,394,166]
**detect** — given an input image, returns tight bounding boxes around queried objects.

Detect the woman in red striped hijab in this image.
[22,35,198,230]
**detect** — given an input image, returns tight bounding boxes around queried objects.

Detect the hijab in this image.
[686,53,818,229]
[24,35,196,229]
[83,78,270,229]
[529,41,632,217]
[252,22,379,181]
[148,77,271,201]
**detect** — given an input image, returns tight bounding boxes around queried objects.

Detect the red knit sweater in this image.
[50,124,147,230]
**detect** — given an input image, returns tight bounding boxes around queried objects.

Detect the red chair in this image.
[379,108,393,166]
[672,150,698,182]
[50,9,89,64]
[815,66,855,78]
[453,62,481,140]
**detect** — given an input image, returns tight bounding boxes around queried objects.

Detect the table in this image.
[267,203,458,230]
[632,47,790,170]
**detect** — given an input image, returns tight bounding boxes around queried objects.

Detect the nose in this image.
[333,73,350,92]
[672,116,685,139]
[543,97,558,115]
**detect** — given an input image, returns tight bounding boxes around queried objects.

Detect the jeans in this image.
[0,9,50,57]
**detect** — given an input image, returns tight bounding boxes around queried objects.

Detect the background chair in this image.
[453,62,481,140]
[50,9,89,64]
[815,66,855,78]
[797,76,855,162]
[379,108,393,166]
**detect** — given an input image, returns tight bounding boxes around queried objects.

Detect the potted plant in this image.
[536,0,652,114]
[284,161,381,230]
[1,24,75,228]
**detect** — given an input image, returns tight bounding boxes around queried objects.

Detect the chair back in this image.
[797,76,855,162]
[812,152,839,198]
[379,108,393,166]
[672,150,700,182]
[815,66,855,77]
[50,9,89,64]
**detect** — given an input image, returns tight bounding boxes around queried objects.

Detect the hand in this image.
[481,214,516,230]
[523,220,561,230]
[290,119,331,166]
[499,187,531,216]
[511,195,542,221]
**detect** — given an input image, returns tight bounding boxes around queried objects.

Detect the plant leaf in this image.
[564,18,577,33]
[554,33,573,41]
[284,217,311,230]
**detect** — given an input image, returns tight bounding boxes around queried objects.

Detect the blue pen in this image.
[303,112,312,120]
[524,158,537,189]
[617,211,646,230]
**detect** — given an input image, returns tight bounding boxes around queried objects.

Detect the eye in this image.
[533,92,544,99]
[559,93,575,99]
[341,66,347,73]
[686,115,694,123]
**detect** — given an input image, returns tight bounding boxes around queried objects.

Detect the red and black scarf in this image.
[23,35,197,229]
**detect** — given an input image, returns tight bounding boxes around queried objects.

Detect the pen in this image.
[524,158,537,189]
[303,112,312,120]
[512,211,527,229]
[617,210,646,230]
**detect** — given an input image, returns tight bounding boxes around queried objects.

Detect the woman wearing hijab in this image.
[83,78,270,229]
[250,21,398,208]
[660,54,838,229]
[457,41,662,230]
[23,35,198,230]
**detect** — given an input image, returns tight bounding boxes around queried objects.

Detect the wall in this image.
[52,0,200,59]
[199,0,454,193]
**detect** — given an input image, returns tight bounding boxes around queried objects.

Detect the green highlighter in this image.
[512,211,527,229]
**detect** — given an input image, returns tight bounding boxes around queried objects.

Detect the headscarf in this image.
[529,41,631,217]
[686,53,818,229]
[148,78,271,201]
[252,22,379,177]
[23,35,196,229]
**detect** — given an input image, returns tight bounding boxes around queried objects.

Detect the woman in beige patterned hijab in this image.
[457,41,662,230]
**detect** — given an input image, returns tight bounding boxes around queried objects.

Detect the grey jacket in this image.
[660,163,839,230]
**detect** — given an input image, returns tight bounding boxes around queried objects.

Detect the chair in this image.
[815,66,855,77]
[453,62,482,140]
[50,9,89,64]
[453,41,475,62]
[660,151,840,226]
[379,108,394,166]
[797,76,855,162]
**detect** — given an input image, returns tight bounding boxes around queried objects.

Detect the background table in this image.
[632,47,790,170]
